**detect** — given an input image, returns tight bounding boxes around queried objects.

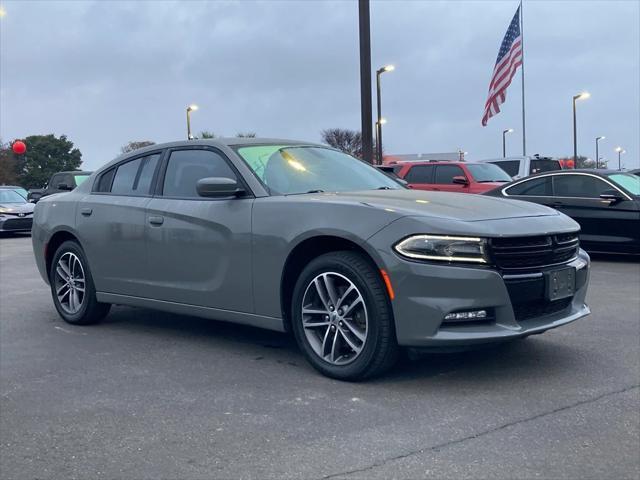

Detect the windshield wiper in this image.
[377,186,393,190]
[305,189,325,193]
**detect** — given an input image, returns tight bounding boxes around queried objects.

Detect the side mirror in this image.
[197,177,245,198]
[57,183,73,191]
[452,175,469,185]
[599,189,624,203]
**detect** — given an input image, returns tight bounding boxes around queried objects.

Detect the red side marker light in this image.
[380,269,395,300]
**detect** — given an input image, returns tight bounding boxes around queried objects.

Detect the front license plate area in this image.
[546,267,576,301]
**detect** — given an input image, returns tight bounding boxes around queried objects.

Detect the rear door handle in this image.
[80,207,93,216]
[148,215,164,226]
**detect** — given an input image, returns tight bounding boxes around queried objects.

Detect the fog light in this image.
[444,309,488,321]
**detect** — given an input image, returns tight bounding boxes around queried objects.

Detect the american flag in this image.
[482,6,523,126]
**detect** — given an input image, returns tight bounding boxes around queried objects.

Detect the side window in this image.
[111,158,143,195]
[94,169,115,193]
[506,176,553,196]
[162,149,237,198]
[133,154,161,195]
[434,165,465,184]
[491,161,519,177]
[531,159,561,174]
[49,174,64,189]
[553,175,611,198]
[404,165,434,183]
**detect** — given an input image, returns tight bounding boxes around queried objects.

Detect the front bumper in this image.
[381,249,590,347]
[0,215,33,232]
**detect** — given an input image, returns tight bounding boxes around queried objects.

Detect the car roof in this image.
[393,161,484,166]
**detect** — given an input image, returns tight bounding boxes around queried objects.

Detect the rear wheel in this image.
[50,240,110,325]
[291,251,398,380]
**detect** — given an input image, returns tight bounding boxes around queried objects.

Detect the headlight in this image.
[394,235,489,263]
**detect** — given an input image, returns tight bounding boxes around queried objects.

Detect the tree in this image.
[321,128,363,159]
[0,140,20,185]
[200,131,216,139]
[17,134,82,188]
[121,140,155,154]
[236,132,256,138]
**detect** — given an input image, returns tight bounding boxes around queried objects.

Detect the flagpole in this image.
[520,0,527,156]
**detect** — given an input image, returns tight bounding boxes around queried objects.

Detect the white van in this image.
[481,156,563,179]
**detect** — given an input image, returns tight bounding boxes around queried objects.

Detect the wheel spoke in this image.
[75,286,85,293]
[339,328,362,354]
[322,274,339,306]
[68,288,75,311]
[341,318,366,343]
[58,259,71,278]
[56,283,68,295]
[321,326,332,357]
[342,296,363,317]
[330,328,340,362]
[313,278,331,311]
[302,308,328,316]
[335,285,355,310]
[304,320,330,328]
[56,265,68,281]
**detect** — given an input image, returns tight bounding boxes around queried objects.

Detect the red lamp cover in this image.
[12,141,27,155]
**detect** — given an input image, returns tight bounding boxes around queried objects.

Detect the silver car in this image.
[0,189,35,233]
[32,139,591,380]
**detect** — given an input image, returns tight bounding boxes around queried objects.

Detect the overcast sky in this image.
[1,0,638,170]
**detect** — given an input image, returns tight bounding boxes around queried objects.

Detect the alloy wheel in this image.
[301,272,368,365]
[54,252,86,315]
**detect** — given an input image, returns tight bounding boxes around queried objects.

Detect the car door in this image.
[402,165,434,190]
[144,146,254,312]
[551,173,639,252]
[502,175,554,206]
[76,152,161,296]
[433,165,468,193]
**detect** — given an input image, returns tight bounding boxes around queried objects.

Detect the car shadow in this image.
[588,252,639,263]
[100,305,585,386]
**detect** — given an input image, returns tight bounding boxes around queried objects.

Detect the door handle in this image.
[148,215,164,226]
[80,207,93,216]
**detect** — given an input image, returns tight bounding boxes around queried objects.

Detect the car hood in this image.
[0,202,34,214]
[305,189,558,222]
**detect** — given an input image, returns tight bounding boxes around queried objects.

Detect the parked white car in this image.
[481,156,563,179]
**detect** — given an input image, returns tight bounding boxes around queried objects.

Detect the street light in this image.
[186,104,199,140]
[375,64,394,165]
[502,128,514,157]
[615,146,625,171]
[595,136,605,169]
[572,92,590,166]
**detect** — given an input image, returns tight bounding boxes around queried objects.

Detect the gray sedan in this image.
[31,138,590,380]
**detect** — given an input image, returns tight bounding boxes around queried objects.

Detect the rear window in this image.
[73,174,91,186]
[404,165,434,183]
[491,161,519,177]
[530,159,561,174]
[608,173,640,195]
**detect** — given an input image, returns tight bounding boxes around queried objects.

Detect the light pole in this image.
[615,147,625,170]
[375,64,394,165]
[595,136,605,169]
[502,129,514,157]
[186,104,199,140]
[374,118,387,162]
[572,92,590,167]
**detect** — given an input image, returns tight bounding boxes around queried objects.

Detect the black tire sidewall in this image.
[291,252,393,380]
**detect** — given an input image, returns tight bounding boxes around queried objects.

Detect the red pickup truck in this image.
[391,161,512,194]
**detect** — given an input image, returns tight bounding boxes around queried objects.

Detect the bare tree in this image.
[321,129,363,159]
[121,141,155,154]
[200,131,216,139]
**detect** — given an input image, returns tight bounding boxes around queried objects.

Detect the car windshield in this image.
[0,190,27,203]
[73,174,90,186]
[466,164,512,182]
[608,173,640,196]
[235,145,402,195]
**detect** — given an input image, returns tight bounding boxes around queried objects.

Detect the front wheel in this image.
[49,240,111,325]
[291,251,398,380]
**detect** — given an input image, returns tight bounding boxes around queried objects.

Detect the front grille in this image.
[1,218,32,231]
[490,233,579,270]
[512,298,572,322]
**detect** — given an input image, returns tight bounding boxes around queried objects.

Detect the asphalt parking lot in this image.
[1,235,639,479]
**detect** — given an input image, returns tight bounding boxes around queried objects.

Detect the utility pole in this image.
[358,0,374,164]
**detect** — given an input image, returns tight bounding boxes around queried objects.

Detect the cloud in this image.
[1,0,638,169]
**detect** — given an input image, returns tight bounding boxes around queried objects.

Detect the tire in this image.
[49,240,111,325]
[291,251,398,381]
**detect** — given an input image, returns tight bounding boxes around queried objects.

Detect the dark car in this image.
[32,138,590,380]
[393,161,512,194]
[484,169,640,255]
[0,189,35,233]
[29,171,92,203]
